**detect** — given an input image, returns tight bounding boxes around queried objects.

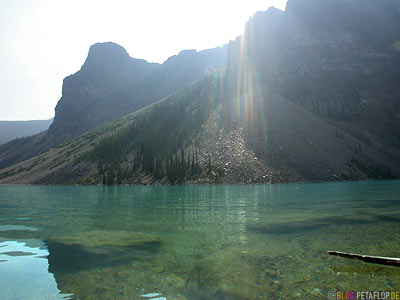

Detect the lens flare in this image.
[223,22,269,148]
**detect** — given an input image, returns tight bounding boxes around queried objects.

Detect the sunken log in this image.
[328,251,400,267]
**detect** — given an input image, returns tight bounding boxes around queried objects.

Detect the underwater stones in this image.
[149,265,165,274]
[330,264,400,278]
[247,222,328,235]
[247,215,376,235]
[164,273,186,289]
[263,267,278,278]
[46,230,163,273]
[323,216,376,226]
[53,230,162,249]
[310,287,324,298]
[187,247,258,300]
[374,214,400,223]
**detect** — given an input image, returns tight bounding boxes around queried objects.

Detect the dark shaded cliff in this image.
[1,73,398,185]
[0,42,227,170]
[50,42,227,143]
[49,42,159,143]
[227,0,400,149]
[0,0,398,184]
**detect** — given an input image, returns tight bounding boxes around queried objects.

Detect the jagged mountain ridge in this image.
[227,0,400,149]
[0,75,397,185]
[50,43,227,142]
[0,42,228,170]
[49,42,159,142]
[0,0,399,184]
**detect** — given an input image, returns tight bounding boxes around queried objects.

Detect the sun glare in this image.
[0,0,287,120]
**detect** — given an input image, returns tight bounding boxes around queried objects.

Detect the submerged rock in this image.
[46,230,163,273]
[247,215,376,235]
[53,230,162,249]
[186,247,258,300]
[248,222,329,235]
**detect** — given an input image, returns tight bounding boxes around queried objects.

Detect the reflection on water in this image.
[46,230,163,273]
[0,181,399,300]
[0,239,72,300]
[0,225,37,231]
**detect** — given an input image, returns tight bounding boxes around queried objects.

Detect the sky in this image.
[0,0,287,121]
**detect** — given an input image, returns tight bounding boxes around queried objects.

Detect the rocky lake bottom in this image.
[0,182,399,300]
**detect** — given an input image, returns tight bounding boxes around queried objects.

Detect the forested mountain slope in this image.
[0,74,398,185]
[0,42,227,170]
[0,0,399,184]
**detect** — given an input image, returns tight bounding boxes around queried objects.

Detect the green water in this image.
[0,181,399,300]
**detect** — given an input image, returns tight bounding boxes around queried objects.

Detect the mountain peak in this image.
[178,49,197,56]
[87,42,129,59]
[81,42,131,74]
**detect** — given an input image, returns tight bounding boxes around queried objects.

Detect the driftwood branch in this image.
[328,251,400,267]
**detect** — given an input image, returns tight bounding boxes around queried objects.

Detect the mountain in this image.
[0,0,399,184]
[0,118,53,145]
[49,42,159,143]
[0,42,228,170]
[0,74,397,185]
[227,0,400,149]
[50,42,227,143]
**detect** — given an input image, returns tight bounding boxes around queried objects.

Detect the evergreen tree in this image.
[208,154,212,175]
[83,74,223,184]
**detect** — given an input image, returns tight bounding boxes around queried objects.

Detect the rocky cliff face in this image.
[49,42,159,142]
[135,47,227,106]
[49,42,227,143]
[227,0,400,148]
[1,0,398,183]
[0,42,227,170]
[1,75,398,185]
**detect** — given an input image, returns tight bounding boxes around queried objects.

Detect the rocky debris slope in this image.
[0,42,227,171]
[185,110,300,184]
[1,0,399,184]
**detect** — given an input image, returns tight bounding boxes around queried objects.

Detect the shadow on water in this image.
[46,240,162,274]
[247,222,330,235]
[323,216,376,225]
[1,183,400,300]
[0,240,74,300]
[363,199,400,209]
[247,216,376,235]
[374,215,400,223]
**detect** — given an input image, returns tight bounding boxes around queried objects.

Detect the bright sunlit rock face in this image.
[0,0,288,120]
[223,10,274,143]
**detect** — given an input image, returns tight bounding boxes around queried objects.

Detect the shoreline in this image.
[0,178,398,187]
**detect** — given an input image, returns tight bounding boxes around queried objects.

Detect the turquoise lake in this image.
[0,181,399,300]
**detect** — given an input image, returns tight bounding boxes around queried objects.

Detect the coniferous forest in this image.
[82,75,223,184]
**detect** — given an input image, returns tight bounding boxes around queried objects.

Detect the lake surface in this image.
[0,181,399,300]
